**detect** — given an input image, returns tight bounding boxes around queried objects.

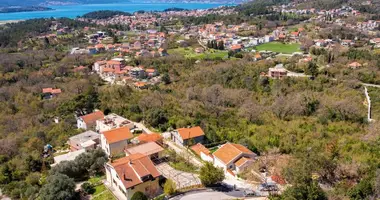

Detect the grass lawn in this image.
[169,160,199,173]
[87,175,116,200]
[368,87,380,121]
[168,47,228,60]
[92,187,116,200]
[255,42,301,54]
[208,146,219,153]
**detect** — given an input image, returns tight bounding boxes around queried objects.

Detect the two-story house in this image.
[77,110,104,130]
[101,126,134,156]
[171,126,205,147]
[105,153,161,199]
[96,113,135,133]
[125,142,164,161]
[268,64,288,79]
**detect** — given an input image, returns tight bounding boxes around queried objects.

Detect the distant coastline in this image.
[0,3,227,21]
[0,6,53,13]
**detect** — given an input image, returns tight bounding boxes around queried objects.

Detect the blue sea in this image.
[0,3,228,21]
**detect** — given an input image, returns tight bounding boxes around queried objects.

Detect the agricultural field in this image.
[254,42,301,54]
[168,47,228,60]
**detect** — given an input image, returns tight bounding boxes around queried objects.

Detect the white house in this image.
[96,113,135,133]
[212,143,257,175]
[171,126,205,147]
[264,35,275,43]
[77,110,104,130]
[68,130,100,152]
[101,126,134,156]
[105,153,161,199]
[191,143,213,163]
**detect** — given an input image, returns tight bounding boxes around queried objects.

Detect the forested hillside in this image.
[0,0,380,199]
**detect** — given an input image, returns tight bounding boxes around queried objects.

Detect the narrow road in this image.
[362,83,380,88]
[364,87,374,122]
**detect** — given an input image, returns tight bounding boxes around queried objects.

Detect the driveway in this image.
[134,122,152,134]
[156,163,201,189]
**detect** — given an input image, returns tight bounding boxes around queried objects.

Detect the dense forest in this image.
[81,10,132,19]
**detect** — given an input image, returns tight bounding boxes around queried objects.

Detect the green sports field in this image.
[255,42,301,54]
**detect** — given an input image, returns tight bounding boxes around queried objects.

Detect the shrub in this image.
[81,182,95,194]
[164,179,176,195]
[199,162,225,186]
[131,191,148,200]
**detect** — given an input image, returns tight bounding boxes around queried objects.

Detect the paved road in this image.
[156,163,201,189]
[362,83,380,88]
[173,190,268,200]
[172,191,242,200]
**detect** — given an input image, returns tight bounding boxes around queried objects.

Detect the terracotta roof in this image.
[191,143,210,156]
[95,44,105,48]
[177,126,205,140]
[80,111,104,124]
[125,142,164,156]
[102,127,133,143]
[134,82,147,87]
[102,68,115,73]
[213,143,255,165]
[348,62,362,68]
[234,157,253,167]
[145,68,156,73]
[137,133,162,143]
[110,153,161,189]
[107,60,122,65]
[271,175,286,185]
[42,88,61,94]
[231,44,242,50]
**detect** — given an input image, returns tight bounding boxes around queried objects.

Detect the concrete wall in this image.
[214,157,228,172]
[200,152,213,162]
[236,159,254,174]
[127,178,160,199]
[109,140,129,156]
[100,134,111,156]
[77,118,87,130]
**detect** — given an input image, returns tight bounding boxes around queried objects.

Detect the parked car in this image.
[244,190,256,197]
[258,183,278,191]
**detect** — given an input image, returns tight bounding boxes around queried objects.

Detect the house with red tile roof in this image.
[191,143,213,162]
[77,110,105,130]
[105,153,161,199]
[101,126,134,156]
[135,133,163,145]
[171,126,205,147]
[42,88,62,99]
[125,142,164,161]
[230,44,243,52]
[212,143,257,175]
[348,61,362,69]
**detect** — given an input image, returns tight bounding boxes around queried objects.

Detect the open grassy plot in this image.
[92,187,116,200]
[168,47,228,60]
[255,42,301,54]
[368,87,380,121]
[87,175,116,200]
